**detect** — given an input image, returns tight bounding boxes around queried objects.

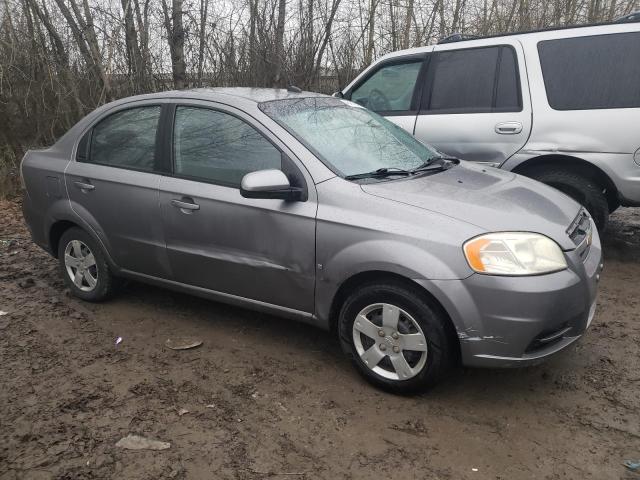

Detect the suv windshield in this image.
[259,97,440,177]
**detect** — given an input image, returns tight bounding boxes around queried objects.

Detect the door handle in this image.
[171,198,200,212]
[74,181,95,191]
[495,122,523,135]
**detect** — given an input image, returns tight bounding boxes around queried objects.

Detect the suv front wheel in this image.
[526,168,609,231]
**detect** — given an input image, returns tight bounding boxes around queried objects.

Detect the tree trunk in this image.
[272,0,286,87]
[402,0,414,49]
[248,0,258,85]
[162,0,187,89]
[121,0,144,92]
[197,0,208,87]
[314,0,341,83]
[365,0,377,65]
[52,0,112,99]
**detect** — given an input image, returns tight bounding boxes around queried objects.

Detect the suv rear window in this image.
[538,32,640,110]
[424,46,521,114]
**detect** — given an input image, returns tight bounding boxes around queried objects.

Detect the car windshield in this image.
[259,97,440,177]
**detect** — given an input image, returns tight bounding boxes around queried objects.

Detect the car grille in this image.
[567,209,592,261]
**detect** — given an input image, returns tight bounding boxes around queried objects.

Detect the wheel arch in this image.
[327,270,461,364]
[510,154,620,211]
[49,220,79,258]
[47,218,118,272]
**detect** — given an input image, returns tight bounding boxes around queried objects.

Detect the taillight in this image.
[20,150,30,190]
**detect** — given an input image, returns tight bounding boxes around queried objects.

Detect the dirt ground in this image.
[1,199,638,480]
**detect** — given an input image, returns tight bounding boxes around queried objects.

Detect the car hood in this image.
[360,162,581,250]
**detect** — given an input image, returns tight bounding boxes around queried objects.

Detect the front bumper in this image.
[421,220,602,367]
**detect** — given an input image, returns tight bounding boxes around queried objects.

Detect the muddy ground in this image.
[0,199,638,480]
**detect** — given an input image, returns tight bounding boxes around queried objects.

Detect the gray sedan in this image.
[21,88,602,393]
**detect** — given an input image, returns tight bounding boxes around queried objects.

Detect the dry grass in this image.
[0,147,21,199]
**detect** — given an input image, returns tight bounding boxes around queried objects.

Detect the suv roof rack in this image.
[436,17,637,46]
[438,33,480,44]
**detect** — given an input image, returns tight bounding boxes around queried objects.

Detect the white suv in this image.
[339,21,640,230]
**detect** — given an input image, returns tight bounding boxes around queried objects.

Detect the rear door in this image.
[65,103,170,278]
[414,39,532,164]
[344,53,430,134]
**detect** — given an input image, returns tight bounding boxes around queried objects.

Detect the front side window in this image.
[425,46,521,113]
[89,106,161,171]
[538,32,640,110]
[173,106,281,186]
[350,60,423,112]
[260,97,439,177]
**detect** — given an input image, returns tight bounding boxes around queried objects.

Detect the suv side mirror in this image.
[240,169,302,201]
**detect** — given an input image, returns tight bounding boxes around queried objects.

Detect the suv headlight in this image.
[463,232,567,276]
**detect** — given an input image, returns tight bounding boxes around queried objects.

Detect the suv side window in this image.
[173,106,282,187]
[538,32,640,110]
[350,60,423,113]
[87,106,161,171]
[424,46,521,113]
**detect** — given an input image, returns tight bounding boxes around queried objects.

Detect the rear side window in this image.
[538,32,640,110]
[88,106,161,171]
[424,46,521,113]
[350,60,423,113]
[173,106,282,187]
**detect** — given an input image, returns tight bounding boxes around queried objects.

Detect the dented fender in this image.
[314,239,474,326]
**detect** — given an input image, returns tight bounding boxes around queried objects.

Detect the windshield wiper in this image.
[344,167,412,180]
[344,157,460,181]
[409,155,459,174]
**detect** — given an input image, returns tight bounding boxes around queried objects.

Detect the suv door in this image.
[159,103,317,313]
[65,104,170,278]
[344,53,429,134]
[414,40,532,164]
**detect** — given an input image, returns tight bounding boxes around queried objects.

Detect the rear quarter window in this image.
[88,106,161,171]
[538,32,640,110]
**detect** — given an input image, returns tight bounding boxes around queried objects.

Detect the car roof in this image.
[186,87,327,103]
[127,87,328,105]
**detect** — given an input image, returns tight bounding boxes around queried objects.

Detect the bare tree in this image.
[1,0,636,197]
[272,0,287,87]
[161,0,186,89]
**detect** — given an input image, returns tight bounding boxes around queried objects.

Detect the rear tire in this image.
[338,280,453,394]
[58,227,117,302]
[525,168,609,231]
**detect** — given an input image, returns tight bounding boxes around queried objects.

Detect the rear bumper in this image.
[22,192,51,253]
[421,219,602,367]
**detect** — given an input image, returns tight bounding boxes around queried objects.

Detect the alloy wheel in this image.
[352,303,428,380]
[64,240,98,292]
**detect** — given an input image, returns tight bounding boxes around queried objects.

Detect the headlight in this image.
[463,232,567,276]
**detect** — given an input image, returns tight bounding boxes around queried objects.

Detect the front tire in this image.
[338,281,453,394]
[58,227,117,302]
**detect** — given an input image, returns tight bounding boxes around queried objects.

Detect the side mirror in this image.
[332,91,344,98]
[240,169,302,201]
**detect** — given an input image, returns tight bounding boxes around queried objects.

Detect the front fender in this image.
[314,239,473,324]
